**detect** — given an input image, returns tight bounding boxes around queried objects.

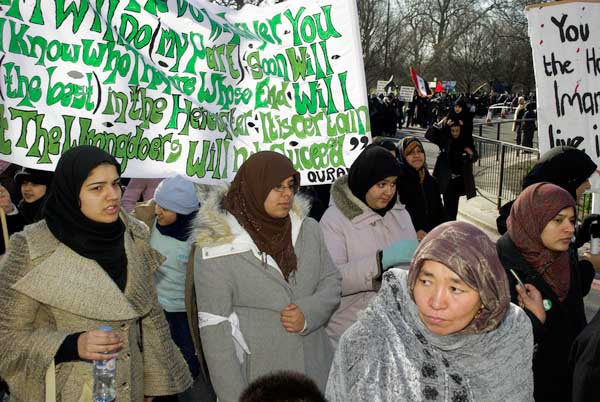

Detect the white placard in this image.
[526,1,600,187]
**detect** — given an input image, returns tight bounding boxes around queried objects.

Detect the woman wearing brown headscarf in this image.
[496,182,591,402]
[191,151,341,402]
[326,221,534,402]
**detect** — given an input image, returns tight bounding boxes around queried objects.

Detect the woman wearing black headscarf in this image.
[191,151,341,402]
[0,146,192,402]
[445,96,474,149]
[396,137,446,240]
[320,145,418,347]
[0,167,53,238]
[426,119,477,221]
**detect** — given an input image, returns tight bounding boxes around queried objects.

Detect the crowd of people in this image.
[0,137,598,402]
[368,89,536,140]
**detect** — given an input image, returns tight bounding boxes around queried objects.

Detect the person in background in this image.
[396,137,446,240]
[134,175,214,402]
[371,137,397,157]
[192,151,341,402]
[0,167,53,236]
[240,371,327,402]
[381,94,398,136]
[521,102,537,149]
[512,96,527,145]
[0,146,192,402]
[122,178,163,212]
[496,183,594,402]
[0,162,22,204]
[426,121,477,221]
[326,221,534,402]
[445,97,474,148]
[320,146,418,347]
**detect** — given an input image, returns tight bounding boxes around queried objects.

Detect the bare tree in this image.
[207,0,537,92]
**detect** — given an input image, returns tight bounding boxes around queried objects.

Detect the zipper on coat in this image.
[261,252,267,269]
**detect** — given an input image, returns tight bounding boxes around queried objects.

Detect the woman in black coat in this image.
[496,183,595,402]
[521,102,537,149]
[396,137,446,240]
[425,120,476,221]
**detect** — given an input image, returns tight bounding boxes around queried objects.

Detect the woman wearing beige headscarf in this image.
[190,151,341,402]
[327,221,534,402]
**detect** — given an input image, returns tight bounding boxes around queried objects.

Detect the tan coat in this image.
[0,215,192,402]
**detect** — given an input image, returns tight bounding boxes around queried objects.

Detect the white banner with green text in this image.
[0,0,369,184]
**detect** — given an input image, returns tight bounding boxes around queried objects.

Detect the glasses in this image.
[273,182,299,194]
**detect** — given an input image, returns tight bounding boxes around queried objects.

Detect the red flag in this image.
[410,67,430,98]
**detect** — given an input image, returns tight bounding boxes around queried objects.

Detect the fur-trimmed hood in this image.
[192,185,311,250]
[330,175,405,222]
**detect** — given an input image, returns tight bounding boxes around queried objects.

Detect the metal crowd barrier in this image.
[472,135,539,209]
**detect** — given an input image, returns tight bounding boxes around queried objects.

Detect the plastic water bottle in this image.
[92,325,116,402]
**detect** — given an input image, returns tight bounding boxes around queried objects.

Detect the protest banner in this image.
[526,0,600,185]
[375,75,394,94]
[376,81,388,93]
[441,81,456,92]
[0,0,369,184]
[398,86,414,103]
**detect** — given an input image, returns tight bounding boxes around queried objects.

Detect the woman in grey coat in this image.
[326,221,534,402]
[192,151,342,402]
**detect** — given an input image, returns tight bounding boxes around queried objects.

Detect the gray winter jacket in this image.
[192,188,342,402]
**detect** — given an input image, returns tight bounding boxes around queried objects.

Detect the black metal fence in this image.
[473,119,592,219]
[472,120,540,209]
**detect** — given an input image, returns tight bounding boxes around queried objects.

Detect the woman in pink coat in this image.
[320,146,418,346]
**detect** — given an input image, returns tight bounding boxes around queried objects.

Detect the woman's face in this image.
[21,181,47,203]
[263,175,297,218]
[450,126,461,139]
[575,179,591,202]
[79,164,122,223]
[365,176,397,210]
[541,207,575,252]
[454,104,463,114]
[405,147,425,171]
[413,260,482,336]
[155,204,177,226]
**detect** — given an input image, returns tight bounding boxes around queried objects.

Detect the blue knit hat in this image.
[154,175,199,215]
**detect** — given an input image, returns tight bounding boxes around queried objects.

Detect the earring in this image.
[474,305,484,319]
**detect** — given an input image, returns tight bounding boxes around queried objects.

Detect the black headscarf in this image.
[14,167,54,225]
[522,146,596,199]
[348,145,401,216]
[44,146,127,291]
[18,196,48,225]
